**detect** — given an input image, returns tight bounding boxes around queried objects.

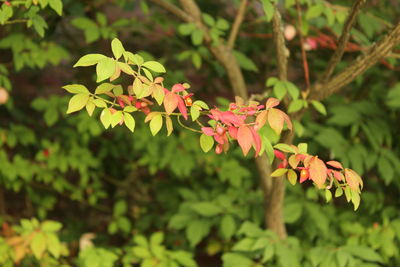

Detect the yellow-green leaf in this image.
[111,38,125,60]
[74,54,106,67]
[67,94,89,114]
[150,114,163,136]
[31,232,46,259]
[124,113,135,132]
[271,168,288,177]
[200,134,214,152]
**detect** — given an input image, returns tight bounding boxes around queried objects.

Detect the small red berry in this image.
[215,144,223,154]
[184,97,193,106]
[216,125,226,135]
[43,149,50,157]
[135,102,142,109]
[300,169,309,182]
[4,1,11,6]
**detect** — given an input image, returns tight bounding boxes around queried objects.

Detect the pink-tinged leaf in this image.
[171,83,185,93]
[333,170,344,181]
[278,159,288,169]
[268,108,284,135]
[303,155,313,168]
[228,126,238,139]
[288,155,300,169]
[255,110,268,130]
[309,157,327,188]
[214,134,225,145]
[237,126,253,156]
[326,161,343,170]
[177,97,188,120]
[280,110,292,131]
[266,98,280,109]
[154,77,164,84]
[274,150,285,160]
[250,126,262,156]
[164,92,179,115]
[344,168,363,190]
[201,127,215,136]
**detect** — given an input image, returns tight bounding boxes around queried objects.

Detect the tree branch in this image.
[320,0,367,82]
[148,0,192,22]
[310,22,400,101]
[272,7,288,81]
[228,0,248,50]
[295,0,310,88]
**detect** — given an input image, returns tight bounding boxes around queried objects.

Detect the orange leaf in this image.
[327,161,343,169]
[255,110,268,130]
[266,98,280,109]
[268,108,284,135]
[345,168,363,190]
[237,126,253,156]
[163,92,179,115]
[309,157,327,188]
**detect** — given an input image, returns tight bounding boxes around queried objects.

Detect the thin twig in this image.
[148,0,192,22]
[310,22,400,101]
[176,115,202,133]
[228,0,248,50]
[320,0,366,82]
[271,7,288,81]
[295,0,310,89]
[3,19,28,25]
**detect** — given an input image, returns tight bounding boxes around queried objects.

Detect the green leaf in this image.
[67,94,89,114]
[335,187,343,197]
[110,111,123,127]
[288,99,304,113]
[222,253,253,267]
[341,245,383,263]
[142,61,166,73]
[220,214,236,240]
[48,0,63,16]
[100,108,112,129]
[31,232,46,259]
[132,246,151,258]
[178,23,196,35]
[311,100,327,115]
[216,18,229,30]
[191,29,204,46]
[287,169,297,185]
[93,99,107,108]
[74,54,106,67]
[351,191,360,211]
[150,114,163,136]
[124,113,135,132]
[95,83,115,94]
[63,84,89,94]
[200,134,214,152]
[46,233,61,258]
[284,202,302,223]
[261,0,275,21]
[202,13,215,26]
[150,232,164,247]
[285,82,300,99]
[266,77,279,87]
[233,51,258,72]
[111,38,125,60]
[192,202,221,217]
[325,189,332,203]
[191,106,201,121]
[273,82,287,100]
[186,220,210,247]
[193,100,209,110]
[306,4,324,20]
[96,58,116,82]
[274,143,295,153]
[271,168,288,177]
[41,221,62,232]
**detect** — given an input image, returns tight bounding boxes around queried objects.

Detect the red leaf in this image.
[268,108,284,135]
[177,97,188,119]
[228,126,238,139]
[237,126,253,156]
[309,157,327,188]
[266,98,280,109]
[332,170,344,181]
[274,150,285,160]
[201,127,214,136]
[326,161,343,170]
[171,83,185,93]
[250,126,261,156]
[164,92,179,115]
